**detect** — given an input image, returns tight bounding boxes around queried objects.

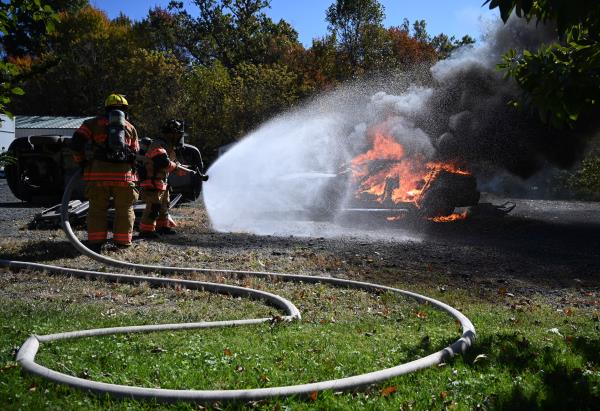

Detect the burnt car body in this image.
[276,168,480,220]
[5,135,204,204]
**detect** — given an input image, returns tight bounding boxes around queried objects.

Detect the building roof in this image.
[16,115,94,129]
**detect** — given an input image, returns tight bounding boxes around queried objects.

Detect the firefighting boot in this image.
[101,242,122,253]
[85,241,104,254]
[157,227,177,235]
[139,231,161,239]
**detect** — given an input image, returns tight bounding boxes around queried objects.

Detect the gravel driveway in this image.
[1,179,599,302]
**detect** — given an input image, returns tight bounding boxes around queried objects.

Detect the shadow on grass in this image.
[463,332,600,410]
[494,365,599,410]
[0,240,79,262]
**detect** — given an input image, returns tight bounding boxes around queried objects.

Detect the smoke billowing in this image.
[203,18,593,235]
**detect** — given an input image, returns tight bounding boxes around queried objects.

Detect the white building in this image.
[15,115,93,139]
[0,114,15,152]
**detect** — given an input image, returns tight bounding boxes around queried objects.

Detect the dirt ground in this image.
[0,178,598,307]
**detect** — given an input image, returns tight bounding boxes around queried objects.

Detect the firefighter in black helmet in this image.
[139,119,205,237]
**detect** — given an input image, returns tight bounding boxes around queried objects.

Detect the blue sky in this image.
[90,0,499,46]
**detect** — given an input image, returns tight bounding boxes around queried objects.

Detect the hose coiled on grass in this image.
[0,170,476,403]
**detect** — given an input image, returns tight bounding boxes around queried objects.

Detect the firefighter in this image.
[139,119,202,237]
[71,93,139,252]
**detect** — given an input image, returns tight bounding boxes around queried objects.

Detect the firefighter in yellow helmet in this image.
[70,93,139,252]
[139,119,202,237]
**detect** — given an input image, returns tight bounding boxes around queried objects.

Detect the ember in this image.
[429,212,468,223]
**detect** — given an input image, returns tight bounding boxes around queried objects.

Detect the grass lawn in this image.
[1,269,599,410]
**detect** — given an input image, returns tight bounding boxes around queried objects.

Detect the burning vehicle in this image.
[347,129,480,220]
[289,126,481,222]
[5,135,205,204]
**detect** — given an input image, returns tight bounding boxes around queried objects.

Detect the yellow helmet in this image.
[105,93,128,108]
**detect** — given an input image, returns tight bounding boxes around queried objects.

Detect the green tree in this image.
[133,6,192,64]
[11,6,135,116]
[182,62,236,155]
[486,0,600,129]
[229,62,298,136]
[411,19,429,43]
[118,49,187,137]
[0,0,58,119]
[430,33,475,59]
[325,0,385,70]
[168,0,300,68]
[11,4,187,135]
[1,0,85,58]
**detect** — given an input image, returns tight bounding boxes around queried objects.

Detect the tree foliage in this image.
[487,0,600,129]
[326,0,385,69]
[7,0,474,160]
[0,0,59,118]
[1,0,85,58]
[167,0,299,68]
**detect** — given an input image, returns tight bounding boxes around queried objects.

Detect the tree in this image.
[1,0,59,166]
[229,62,299,135]
[133,6,193,64]
[117,49,187,137]
[0,0,84,58]
[11,6,135,116]
[430,33,475,59]
[181,61,301,159]
[182,62,235,155]
[325,0,385,69]
[386,27,437,68]
[11,4,187,132]
[167,0,300,68]
[0,0,59,120]
[486,0,600,129]
[411,19,429,43]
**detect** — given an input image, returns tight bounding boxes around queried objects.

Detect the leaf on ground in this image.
[224,348,233,356]
[563,308,573,316]
[309,391,318,401]
[440,391,449,399]
[0,362,17,372]
[473,354,488,364]
[381,386,397,397]
[416,311,428,319]
[547,328,563,337]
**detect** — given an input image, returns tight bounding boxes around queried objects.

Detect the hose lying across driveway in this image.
[0,170,476,403]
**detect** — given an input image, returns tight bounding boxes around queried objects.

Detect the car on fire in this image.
[292,167,480,220]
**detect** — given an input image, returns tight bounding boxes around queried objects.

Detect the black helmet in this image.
[161,119,184,134]
[139,137,153,151]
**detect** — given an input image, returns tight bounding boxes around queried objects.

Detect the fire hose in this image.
[0,170,476,403]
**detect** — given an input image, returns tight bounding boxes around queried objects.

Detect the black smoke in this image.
[415,18,591,179]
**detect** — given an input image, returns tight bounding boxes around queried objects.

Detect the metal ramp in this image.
[29,193,183,229]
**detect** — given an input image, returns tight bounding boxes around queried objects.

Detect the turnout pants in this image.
[85,183,138,245]
[139,189,176,232]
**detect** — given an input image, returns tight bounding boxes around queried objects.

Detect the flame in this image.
[350,126,472,218]
[429,211,468,223]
